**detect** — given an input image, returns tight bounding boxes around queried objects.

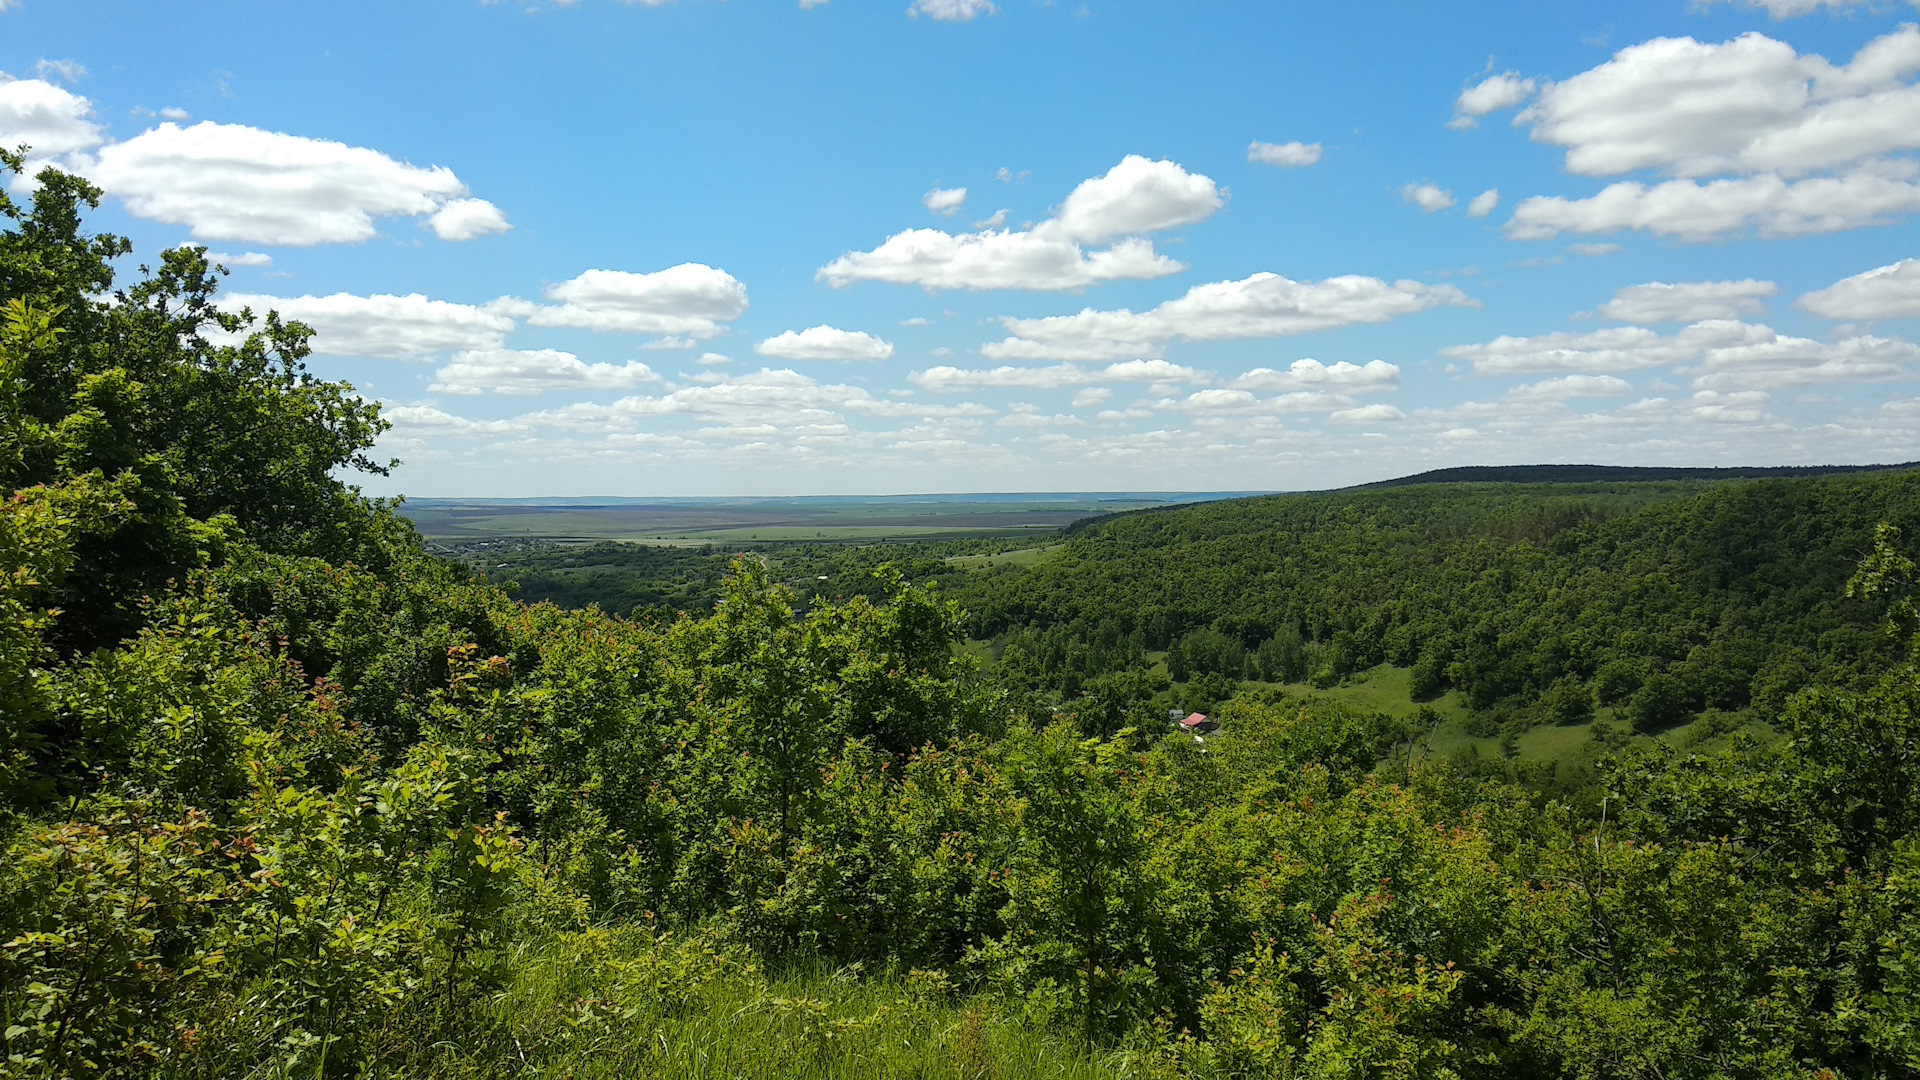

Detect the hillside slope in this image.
[954,473,1920,719]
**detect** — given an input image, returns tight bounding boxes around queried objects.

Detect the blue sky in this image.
[4,0,1919,495]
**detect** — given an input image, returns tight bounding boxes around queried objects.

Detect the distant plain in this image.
[398,492,1264,543]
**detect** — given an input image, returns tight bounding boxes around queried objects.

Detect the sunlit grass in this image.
[352,929,1171,1080]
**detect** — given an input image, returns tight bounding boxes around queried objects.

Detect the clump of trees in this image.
[3,156,1920,1079]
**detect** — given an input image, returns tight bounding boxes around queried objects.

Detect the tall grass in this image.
[220,924,1183,1080]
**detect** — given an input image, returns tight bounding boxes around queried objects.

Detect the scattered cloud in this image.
[1697,0,1919,21]
[923,185,966,216]
[982,272,1472,361]
[1248,140,1322,167]
[1687,389,1773,423]
[1229,358,1400,391]
[1505,26,1920,241]
[1328,403,1407,423]
[383,404,525,437]
[817,155,1219,290]
[1450,71,1537,128]
[1443,317,1917,389]
[1403,183,1455,212]
[1507,171,1920,240]
[908,0,996,21]
[430,349,660,395]
[1467,188,1500,217]
[524,367,989,438]
[493,264,747,338]
[1567,242,1620,256]
[1688,327,1918,390]
[695,352,732,366]
[1071,387,1112,407]
[1051,154,1225,244]
[219,292,514,359]
[899,316,933,327]
[1158,388,1358,416]
[191,248,272,268]
[972,208,1008,229]
[1521,27,1920,179]
[909,358,1202,391]
[755,325,895,361]
[1505,374,1635,400]
[0,75,103,163]
[33,60,86,84]
[427,197,512,240]
[1599,279,1778,323]
[1797,258,1920,319]
[1442,321,1759,375]
[87,121,508,246]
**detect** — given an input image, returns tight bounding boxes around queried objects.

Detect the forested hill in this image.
[1356,461,1920,488]
[956,473,1920,719]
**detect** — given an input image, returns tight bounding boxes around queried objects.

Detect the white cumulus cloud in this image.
[1451,71,1537,128]
[755,325,895,361]
[1442,318,1917,390]
[817,155,1219,291]
[87,121,508,246]
[1404,183,1456,212]
[383,405,525,437]
[1248,140,1323,167]
[1599,279,1778,322]
[427,197,512,241]
[1505,374,1636,400]
[1443,321,1761,375]
[219,292,514,359]
[1689,327,1918,389]
[908,0,995,21]
[909,358,1202,391]
[1328,403,1407,423]
[1229,358,1400,391]
[982,273,1471,361]
[495,264,748,338]
[191,248,272,268]
[0,75,103,162]
[1504,26,1920,241]
[923,186,966,216]
[1700,0,1917,16]
[430,349,660,396]
[1522,27,1920,179]
[1797,258,1920,319]
[1467,188,1500,217]
[1507,169,1920,241]
[1051,154,1225,243]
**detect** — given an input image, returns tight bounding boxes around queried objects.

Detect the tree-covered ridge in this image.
[2,158,1920,1078]
[958,476,1917,722]
[1355,462,1920,488]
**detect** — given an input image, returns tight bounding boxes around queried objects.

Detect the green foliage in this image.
[950,475,1918,717]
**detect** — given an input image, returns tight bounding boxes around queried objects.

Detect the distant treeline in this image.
[1356,461,1920,488]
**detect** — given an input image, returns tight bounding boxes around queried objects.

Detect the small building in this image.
[1178,712,1216,733]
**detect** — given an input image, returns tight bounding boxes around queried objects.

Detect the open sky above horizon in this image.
[5,0,1920,496]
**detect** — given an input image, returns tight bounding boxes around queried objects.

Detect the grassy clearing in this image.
[345,927,1165,1080]
[1251,664,1758,768]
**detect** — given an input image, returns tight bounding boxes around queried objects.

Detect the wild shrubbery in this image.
[2,156,1920,1078]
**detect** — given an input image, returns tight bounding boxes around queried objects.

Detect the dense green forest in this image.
[5,157,1920,1079]
[954,475,1918,724]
